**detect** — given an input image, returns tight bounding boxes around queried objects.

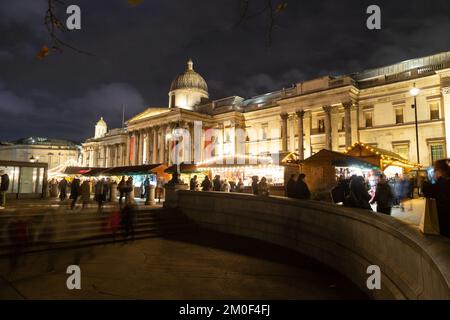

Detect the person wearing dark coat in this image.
[212,175,222,192]
[189,175,198,191]
[422,160,450,238]
[346,176,372,210]
[295,174,311,200]
[70,178,81,210]
[251,176,259,195]
[286,174,298,198]
[201,176,213,191]
[95,179,109,213]
[58,179,68,201]
[370,174,394,215]
[0,170,10,209]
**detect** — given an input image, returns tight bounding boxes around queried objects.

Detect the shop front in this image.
[0,160,48,199]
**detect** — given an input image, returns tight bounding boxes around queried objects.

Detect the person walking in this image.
[370,174,394,215]
[251,176,259,195]
[258,177,270,196]
[70,178,81,210]
[286,174,298,198]
[80,180,91,209]
[95,178,109,213]
[0,170,10,209]
[118,176,126,206]
[422,160,450,238]
[58,178,68,201]
[201,176,212,191]
[295,174,311,200]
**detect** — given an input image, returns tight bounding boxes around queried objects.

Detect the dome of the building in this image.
[170,59,208,93]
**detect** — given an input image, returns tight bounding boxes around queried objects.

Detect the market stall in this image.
[299,149,377,196]
[164,163,205,185]
[344,142,418,178]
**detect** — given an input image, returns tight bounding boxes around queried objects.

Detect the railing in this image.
[176,191,450,300]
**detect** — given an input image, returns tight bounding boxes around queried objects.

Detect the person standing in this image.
[258,177,270,196]
[221,179,231,192]
[95,178,109,213]
[58,178,68,201]
[370,174,394,215]
[251,176,259,195]
[286,174,298,198]
[213,175,221,191]
[346,176,372,210]
[0,170,10,209]
[201,176,212,191]
[295,174,311,200]
[236,178,245,193]
[422,160,450,238]
[190,175,198,191]
[70,178,81,210]
[118,176,126,206]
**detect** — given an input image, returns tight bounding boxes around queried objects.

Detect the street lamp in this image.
[410,83,421,165]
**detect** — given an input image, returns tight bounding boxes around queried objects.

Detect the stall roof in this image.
[344,142,417,169]
[64,167,104,176]
[301,149,377,169]
[165,163,200,174]
[102,164,166,176]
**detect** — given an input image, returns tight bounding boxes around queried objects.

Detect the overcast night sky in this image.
[0,0,449,143]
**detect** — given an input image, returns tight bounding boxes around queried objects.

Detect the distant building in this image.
[82,52,450,169]
[0,137,81,170]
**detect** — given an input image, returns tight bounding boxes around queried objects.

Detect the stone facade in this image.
[82,52,450,168]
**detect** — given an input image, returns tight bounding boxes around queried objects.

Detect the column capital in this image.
[442,86,450,95]
[280,112,289,121]
[295,110,306,118]
[323,105,332,113]
[342,101,353,110]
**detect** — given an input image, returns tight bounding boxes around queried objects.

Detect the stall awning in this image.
[301,149,377,169]
[102,164,166,176]
[344,142,418,170]
[64,167,105,176]
[165,163,200,174]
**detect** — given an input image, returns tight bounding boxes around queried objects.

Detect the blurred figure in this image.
[258,177,270,196]
[221,179,231,192]
[70,177,81,210]
[58,178,68,201]
[0,170,10,209]
[422,160,450,238]
[125,177,134,203]
[190,175,198,191]
[286,174,298,198]
[118,176,126,206]
[7,219,29,271]
[236,178,245,193]
[213,175,221,191]
[49,178,59,198]
[121,200,137,241]
[201,176,212,191]
[95,178,109,213]
[295,174,311,200]
[345,176,372,210]
[251,176,259,195]
[81,180,91,209]
[370,174,394,215]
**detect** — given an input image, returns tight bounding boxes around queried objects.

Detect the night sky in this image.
[0,0,449,142]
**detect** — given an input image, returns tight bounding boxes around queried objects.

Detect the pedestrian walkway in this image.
[391,198,426,226]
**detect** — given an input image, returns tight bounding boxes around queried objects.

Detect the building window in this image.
[429,102,440,120]
[364,112,373,128]
[395,108,404,124]
[430,144,445,163]
[261,123,268,140]
[393,144,410,160]
[318,119,325,133]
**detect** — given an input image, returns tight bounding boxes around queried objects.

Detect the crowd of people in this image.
[189,175,272,196]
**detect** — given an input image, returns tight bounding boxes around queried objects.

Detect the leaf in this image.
[128,0,143,6]
[275,2,288,14]
[36,46,50,60]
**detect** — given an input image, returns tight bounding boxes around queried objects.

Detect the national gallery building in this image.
[82,52,450,170]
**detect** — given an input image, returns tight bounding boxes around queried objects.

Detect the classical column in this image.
[443,86,450,157]
[188,122,195,163]
[139,130,145,165]
[103,145,108,167]
[296,111,305,160]
[343,101,353,147]
[152,126,158,164]
[323,105,332,150]
[304,112,312,158]
[146,128,151,164]
[280,113,289,152]
[126,132,131,166]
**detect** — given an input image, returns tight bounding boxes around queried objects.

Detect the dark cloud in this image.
[0,0,449,141]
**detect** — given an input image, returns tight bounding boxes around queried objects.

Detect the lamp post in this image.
[410,84,421,165]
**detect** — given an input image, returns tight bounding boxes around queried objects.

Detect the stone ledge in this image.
[176,191,450,300]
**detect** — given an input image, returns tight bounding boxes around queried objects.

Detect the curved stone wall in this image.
[176,191,450,300]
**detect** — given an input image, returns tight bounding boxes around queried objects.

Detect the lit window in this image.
[261,123,268,140]
[429,102,440,120]
[395,108,404,124]
[364,112,373,128]
[431,145,445,162]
